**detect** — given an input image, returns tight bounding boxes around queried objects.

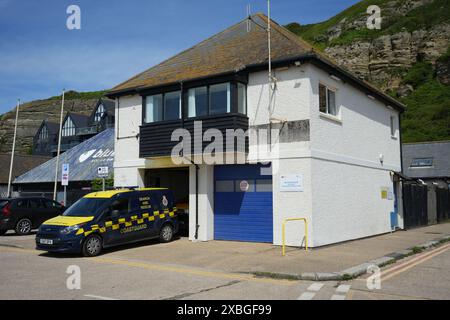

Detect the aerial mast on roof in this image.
[246,3,252,32]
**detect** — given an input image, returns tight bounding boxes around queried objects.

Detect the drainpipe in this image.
[194,163,199,240]
[184,156,200,240]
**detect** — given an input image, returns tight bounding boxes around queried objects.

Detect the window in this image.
[145,94,163,123]
[319,83,337,116]
[390,115,396,137]
[210,83,231,115]
[216,180,234,192]
[111,198,130,215]
[164,91,181,121]
[94,104,106,122]
[28,199,42,209]
[255,179,272,192]
[62,117,76,137]
[237,83,247,115]
[145,92,181,123]
[187,86,208,118]
[411,158,433,168]
[39,125,48,141]
[43,199,62,209]
[15,200,28,208]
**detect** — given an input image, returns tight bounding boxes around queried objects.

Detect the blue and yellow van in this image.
[36,188,179,257]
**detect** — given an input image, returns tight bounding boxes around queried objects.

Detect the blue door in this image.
[214,164,273,243]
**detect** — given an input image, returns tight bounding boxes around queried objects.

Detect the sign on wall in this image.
[62,164,69,186]
[280,174,304,192]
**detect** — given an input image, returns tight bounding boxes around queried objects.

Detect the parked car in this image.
[0,198,65,236]
[36,188,179,257]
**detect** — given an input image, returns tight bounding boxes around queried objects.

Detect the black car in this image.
[0,198,65,236]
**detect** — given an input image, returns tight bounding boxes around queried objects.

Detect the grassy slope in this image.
[287,0,450,48]
[286,0,450,143]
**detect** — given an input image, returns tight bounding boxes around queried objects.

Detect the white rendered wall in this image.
[189,165,214,241]
[114,95,146,188]
[307,64,401,246]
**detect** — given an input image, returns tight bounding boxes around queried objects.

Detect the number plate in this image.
[40,239,53,245]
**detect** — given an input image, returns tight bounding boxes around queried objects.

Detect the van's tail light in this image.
[2,203,11,217]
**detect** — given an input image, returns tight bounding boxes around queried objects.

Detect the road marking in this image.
[307,283,324,292]
[382,244,450,282]
[331,284,351,300]
[298,292,316,300]
[84,294,118,300]
[380,243,450,280]
[297,282,324,300]
[0,247,296,286]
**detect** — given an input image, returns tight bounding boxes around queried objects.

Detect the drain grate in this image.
[425,232,443,235]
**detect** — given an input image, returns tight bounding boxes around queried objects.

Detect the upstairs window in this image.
[164,91,181,121]
[390,115,396,137]
[39,125,48,141]
[209,83,230,115]
[145,92,181,123]
[94,104,106,122]
[145,94,163,123]
[62,117,76,137]
[319,83,337,116]
[237,83,247,115]
[411,158,433,168]
[187,86,208,118]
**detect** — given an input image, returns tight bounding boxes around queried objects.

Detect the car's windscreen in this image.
[63,198,109,217]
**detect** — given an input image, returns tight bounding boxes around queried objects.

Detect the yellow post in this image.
[282,218,308,256]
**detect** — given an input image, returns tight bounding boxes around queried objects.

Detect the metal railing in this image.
[282,217,308,256]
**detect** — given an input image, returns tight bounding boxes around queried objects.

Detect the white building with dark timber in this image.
[107,14,405,247]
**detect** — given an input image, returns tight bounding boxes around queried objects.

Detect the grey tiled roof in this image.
[403,141,450,179]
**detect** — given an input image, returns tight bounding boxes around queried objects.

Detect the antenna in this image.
[267,0,273,109]
[246,3,252,32]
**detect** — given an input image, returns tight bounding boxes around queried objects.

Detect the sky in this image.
[0,0,361,114]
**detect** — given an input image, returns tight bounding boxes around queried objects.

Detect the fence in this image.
[403,182,450,229]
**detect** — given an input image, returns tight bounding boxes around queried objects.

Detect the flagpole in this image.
[53,89,65,201]
[7,99,20,198]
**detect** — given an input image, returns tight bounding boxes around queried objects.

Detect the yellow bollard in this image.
[282,218,308,256]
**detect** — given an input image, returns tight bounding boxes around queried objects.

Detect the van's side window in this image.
[111,198,130,215]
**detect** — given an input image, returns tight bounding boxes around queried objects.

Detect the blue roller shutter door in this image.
[214,164,273,243]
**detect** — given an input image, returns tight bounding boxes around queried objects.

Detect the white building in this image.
[107,14,405,248]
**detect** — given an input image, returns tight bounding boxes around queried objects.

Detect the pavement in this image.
[0,223,450,281]
[1,234,450,300]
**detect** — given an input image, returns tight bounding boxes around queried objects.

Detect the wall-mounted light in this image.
[379,154,384,165]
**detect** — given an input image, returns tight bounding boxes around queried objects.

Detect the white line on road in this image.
[298,292,317,300]
[331,284,352,300]
[297,282,324,300]
[308,283,324,292]
[84,294,118,300]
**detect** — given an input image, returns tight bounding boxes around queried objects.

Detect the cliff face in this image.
[0,91,105,155]
[325,23,450,91]
[287,0,450,142]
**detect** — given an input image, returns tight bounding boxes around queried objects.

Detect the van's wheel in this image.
[159,224,174,243]
[0,229,7,236]
[15,218,32,235]
[82,234,103,257]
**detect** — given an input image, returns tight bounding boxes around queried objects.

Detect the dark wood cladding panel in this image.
[139,114,249,158]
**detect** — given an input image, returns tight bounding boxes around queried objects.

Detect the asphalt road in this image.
[0,233,449,300]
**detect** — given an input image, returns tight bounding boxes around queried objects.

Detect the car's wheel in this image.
[159,224,174,243]
[15,218,32,235]
[0,229,7,236]
[82,234,103,257]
